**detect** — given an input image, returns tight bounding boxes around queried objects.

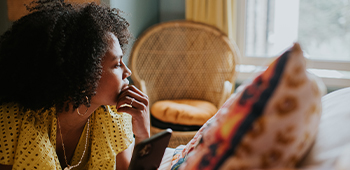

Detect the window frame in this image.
[235,0,350,89]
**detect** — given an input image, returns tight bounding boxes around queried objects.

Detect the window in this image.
[236,0,350,89]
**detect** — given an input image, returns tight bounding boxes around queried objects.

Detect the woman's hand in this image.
[116,85,150,144]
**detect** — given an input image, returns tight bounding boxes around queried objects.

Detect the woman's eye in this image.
[114,59,124,68]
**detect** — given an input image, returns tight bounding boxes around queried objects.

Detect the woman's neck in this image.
[56,104,99,168]
[57,104,99,131]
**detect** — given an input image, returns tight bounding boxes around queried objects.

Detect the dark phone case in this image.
[128,128,172,170]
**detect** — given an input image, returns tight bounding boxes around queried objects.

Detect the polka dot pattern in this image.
[0,103,133,169]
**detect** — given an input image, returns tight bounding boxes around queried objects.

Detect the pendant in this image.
[64,167,70,170]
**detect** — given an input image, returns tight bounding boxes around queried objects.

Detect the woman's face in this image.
[91,34,131,106]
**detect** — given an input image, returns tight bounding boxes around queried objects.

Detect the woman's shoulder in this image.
[0,103,58,167]
[0,102,55,123]
[90,105,134,153]
[0,102,21,111]
[94,105,131,119]
[92,105,132,131]
[0,103,27,165]
[0,102,24,123]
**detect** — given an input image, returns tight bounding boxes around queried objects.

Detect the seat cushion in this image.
[151,99,218,126]
[171,43,326,170]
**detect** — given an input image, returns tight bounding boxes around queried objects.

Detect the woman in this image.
[0,0,150,169]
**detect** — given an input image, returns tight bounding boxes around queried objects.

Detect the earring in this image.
[77,96,89,116]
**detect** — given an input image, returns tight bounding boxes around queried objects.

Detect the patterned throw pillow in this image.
[171,43,325,170]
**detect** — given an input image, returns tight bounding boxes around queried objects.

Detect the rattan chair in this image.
[129,20,240,148]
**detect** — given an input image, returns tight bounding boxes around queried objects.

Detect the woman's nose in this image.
[123,65,132,79]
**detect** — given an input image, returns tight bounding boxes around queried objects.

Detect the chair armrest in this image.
[217,81,233,108]
[140,79,148,96]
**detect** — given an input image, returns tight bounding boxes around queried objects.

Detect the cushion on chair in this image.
[171,43,325,170]
[151,99,218,126]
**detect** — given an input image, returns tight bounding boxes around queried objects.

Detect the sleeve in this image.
[0,103,59,169]
[108,105,134,152]
[0,103,22,165]
[91,105,134,155]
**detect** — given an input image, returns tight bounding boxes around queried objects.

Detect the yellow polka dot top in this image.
[0,103,134,170]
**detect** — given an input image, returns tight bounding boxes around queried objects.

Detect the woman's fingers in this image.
[116,85,151,142]
[124,85,148,106]
[129,85,148,99]
[116,85,148,110]
[117,96,141,112]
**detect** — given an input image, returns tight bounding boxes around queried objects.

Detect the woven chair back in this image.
[129,21,239,107]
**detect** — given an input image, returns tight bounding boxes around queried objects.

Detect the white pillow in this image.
[298,87,350,169]
[158,148,175,170]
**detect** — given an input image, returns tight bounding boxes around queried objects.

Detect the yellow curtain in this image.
[186,0,237,42]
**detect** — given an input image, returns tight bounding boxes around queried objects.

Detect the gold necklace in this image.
[57,116,90,170]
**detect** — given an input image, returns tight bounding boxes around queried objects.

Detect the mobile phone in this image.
[128,128,172,170]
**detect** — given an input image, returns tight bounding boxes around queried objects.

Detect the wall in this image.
[0,0,12,36]
[110,0,160,63]
[110,0,185,63]
[0,0,186,61]
[0,0,160,60]
[159,0,185,22]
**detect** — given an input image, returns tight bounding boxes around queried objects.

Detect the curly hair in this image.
[0,0,131,113]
